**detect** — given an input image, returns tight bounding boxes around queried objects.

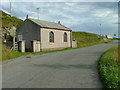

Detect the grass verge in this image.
[2,44,29,62]
[72,31,111,47]
[98,45,120,89]
[2,40,112,62]
[2,44,77,62]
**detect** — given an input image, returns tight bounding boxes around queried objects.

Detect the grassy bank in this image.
[2,44,77,62]
[2,39,111,62]
[1,10,23,28]
[98,45,120,88]
[72,31,111,48]
[2,44,29,62]
[2,31,112,62]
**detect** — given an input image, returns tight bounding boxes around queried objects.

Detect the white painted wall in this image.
[41,28,71,50]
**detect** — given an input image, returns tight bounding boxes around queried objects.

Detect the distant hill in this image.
[72,31,104,47]
[1,10,23,28]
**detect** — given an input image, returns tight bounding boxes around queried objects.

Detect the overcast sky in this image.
[1,1,119,37]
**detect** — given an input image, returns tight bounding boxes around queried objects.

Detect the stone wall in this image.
[32,40,41,52]
[72,40,77,48]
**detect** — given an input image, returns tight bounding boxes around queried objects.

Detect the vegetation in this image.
[2,44,28,62]
[72,31,111,48]
[1,10,112,62]
[2,44,76,62]
[111,38,120,40]
[99,45,120,89]
[1,10,23,28]
[2,31,111,62]
[2,38,111,62]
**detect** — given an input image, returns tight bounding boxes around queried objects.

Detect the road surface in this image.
[2,41,118,88]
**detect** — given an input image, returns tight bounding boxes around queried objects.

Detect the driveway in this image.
[2,41,118,88]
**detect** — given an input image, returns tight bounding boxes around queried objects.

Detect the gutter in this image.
[43,27,72,31]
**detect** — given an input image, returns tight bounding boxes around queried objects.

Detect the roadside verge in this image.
[98,45,120,89]
[2,40,112,62]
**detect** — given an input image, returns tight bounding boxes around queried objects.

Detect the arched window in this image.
[49,31,54,43]
[64,32,67,42]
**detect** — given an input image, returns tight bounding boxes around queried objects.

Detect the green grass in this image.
[1,10,23,28]
[2,44,77,62]
[2,39,111,62]
[98,45,120,89]
[30,47,76,55]
[2,44,29,62]
[72,31,111,47]
[2,31,112,62]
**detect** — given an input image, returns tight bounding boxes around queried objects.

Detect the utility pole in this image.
[26,14,28,19]
[36,8,39,19]
[10,2,12,17]
[100,24,101,36]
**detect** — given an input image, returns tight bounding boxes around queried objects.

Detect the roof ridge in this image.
[28,18,71,31]
[29,18,44,27]
[29,18,56,24]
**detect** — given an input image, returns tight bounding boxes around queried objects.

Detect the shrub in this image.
[99,46,120,89]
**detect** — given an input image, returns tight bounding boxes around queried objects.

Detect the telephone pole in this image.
[10,2,12,17]
[36,8,40,19]
[100,24,101,36]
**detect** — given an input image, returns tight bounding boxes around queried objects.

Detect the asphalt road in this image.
[2,41,118,88]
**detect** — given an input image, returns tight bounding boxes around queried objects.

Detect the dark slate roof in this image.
[29,18,71,31]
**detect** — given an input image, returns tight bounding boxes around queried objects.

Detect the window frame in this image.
[64,32,67,42]
[49,31,54,43]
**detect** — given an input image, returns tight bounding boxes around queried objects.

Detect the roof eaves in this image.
[43,26,72,31]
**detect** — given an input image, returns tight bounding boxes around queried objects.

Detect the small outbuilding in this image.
[17,18,76,52]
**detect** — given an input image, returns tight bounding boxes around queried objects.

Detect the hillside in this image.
[1,10,108,48]
[1,10,23,28]
[1,10,110,61]
[72,31,105,47]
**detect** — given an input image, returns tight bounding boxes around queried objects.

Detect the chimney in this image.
[58,21,60,24]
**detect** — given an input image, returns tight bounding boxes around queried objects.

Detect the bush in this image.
[99,46,120,89]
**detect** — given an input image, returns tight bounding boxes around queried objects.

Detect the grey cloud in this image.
[1,2,118,36]
[113,22,120,24]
